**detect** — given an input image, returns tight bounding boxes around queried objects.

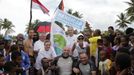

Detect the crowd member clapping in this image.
[72,35,89,58]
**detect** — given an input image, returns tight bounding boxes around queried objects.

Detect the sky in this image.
[0,0,133,35]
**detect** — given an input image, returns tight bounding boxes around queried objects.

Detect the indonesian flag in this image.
[58,0,64,11]
[32,0,49,15]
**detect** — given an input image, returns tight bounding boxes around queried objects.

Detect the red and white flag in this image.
[58,0,64,11]
[32,0,49,16]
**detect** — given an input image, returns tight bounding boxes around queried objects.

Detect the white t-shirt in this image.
[34,40,44,52]
[66,35,77,49]
[35,47,57,70]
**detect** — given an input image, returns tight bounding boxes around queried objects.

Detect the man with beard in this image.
[23,29,35,56]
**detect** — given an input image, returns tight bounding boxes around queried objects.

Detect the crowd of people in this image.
[0,26,134,75]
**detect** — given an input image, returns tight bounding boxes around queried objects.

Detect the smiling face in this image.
[79,53,88,64]
[63,47,70,57]
[67,27,74,36]
[44,41,51,51]
[39,33,46,42]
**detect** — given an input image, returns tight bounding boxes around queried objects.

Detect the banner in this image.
[54,9,85,30]
[51,9,85,55]
[51,22,67,55]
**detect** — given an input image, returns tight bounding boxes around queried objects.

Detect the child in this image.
[4,61,16,75]
[115,53,131,75]
[99,50,112,75]
[11,51,25,75]
[102,36,113,59]
[96,39,103,67]
[5,44,30,75]
[29,56,36,75]
[41,57,53,75]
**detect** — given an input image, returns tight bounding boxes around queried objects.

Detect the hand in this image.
[73,67,80,74]
[16,67,23,72]
[48,58,53,61]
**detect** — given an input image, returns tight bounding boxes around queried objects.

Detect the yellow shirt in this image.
[89,36,101,56]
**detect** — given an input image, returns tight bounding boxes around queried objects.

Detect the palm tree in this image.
[72,11,83,18]
[115,13,131,30]
[85,21,92,33]
[0,19,3,34]
[25,19,40,32]
[67,9,83,18]
[125,0,134,22]
[1,18,15,35]
[67,9,92,32]
[67,9,73,15]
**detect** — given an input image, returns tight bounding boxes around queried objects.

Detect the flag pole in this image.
[28,0,32,32]
[52,0,64,17]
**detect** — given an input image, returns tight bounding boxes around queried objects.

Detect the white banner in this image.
[51,9,85,55]
[51,22,67,55]
[54,9,85,30]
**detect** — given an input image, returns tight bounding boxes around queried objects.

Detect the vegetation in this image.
[115,0,134,30]
[115,13,131,30]
[25,19,40,32]
[0,18,15,36]
[125,0,134,22]
[67,9,92,33]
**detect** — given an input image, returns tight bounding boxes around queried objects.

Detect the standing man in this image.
[66,26,77,54]
[108,26,115,46]
[89,29,101,57]
[34,32,46,56]
[23,29,35,56]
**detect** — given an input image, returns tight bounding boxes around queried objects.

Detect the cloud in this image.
[0,0,132,35]
[63,0,130,30]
